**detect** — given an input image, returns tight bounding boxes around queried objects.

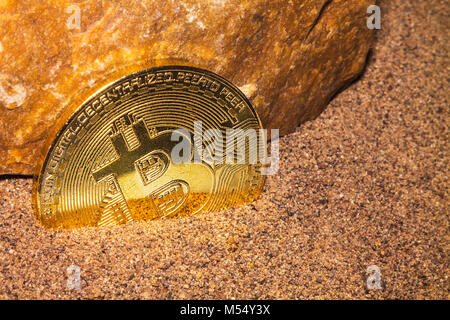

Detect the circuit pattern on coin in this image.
[35,65,266,229]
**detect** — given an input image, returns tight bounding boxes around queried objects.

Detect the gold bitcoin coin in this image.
[34,62,266,229]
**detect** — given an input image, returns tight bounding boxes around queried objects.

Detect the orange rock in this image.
[0,0,374,174]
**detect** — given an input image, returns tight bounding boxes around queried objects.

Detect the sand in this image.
[0,0,448,299]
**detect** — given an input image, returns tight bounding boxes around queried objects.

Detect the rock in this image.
[0,0,374,175]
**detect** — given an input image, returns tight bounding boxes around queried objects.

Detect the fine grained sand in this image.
[0,0,448,299]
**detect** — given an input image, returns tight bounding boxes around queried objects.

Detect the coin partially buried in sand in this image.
[34,63,267,229]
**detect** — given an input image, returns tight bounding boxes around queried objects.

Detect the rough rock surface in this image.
[0,0,374,175]
[0,0,447,300]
